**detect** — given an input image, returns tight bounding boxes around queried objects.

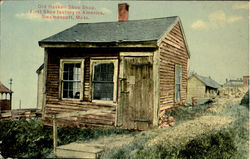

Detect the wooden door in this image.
[119,56,154,130]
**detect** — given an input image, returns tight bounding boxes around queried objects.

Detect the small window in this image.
[90,59,118,103]
[60,59,84,100]
[93,63,114,101]
[175,65,182,101]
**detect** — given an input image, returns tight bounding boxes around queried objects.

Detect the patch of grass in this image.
[0,118,131,158]
[57,127,132,146]
[168,103,212,123]
[101,100,249,159]
[133,128,237,159]
[102,126,238,159]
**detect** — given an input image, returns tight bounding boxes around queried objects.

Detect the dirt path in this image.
[77,134,135,151]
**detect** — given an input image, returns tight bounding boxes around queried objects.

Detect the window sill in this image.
[60,98,83,102]
[92,100,117,106]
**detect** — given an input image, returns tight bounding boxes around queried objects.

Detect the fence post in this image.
[52,114,57,155]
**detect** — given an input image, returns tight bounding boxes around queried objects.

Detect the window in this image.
[90,59,118,102]
[175,65,182,101]
[60,59,84,100]
[93,63,114,101]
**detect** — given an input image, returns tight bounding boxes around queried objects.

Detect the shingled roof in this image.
[191,74,221,89]
[0,82,12,93]
[39,16,179,44]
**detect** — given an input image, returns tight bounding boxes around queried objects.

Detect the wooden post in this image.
[52,115,57,155]
[42,49,48,119]
[153,50,160,127]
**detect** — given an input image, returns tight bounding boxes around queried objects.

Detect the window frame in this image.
[90,58,118,104]
[59,59,85,101]
[175,64,182,102]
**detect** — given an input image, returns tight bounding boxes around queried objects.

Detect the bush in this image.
[57,127,131,146]
[0,118,131,158]
[0,118,52,158]
[240,91,249,108]
[168,103,212,123]
[102,102,248,159]
[131,128,237,159]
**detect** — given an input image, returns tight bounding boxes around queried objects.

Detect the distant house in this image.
[36,64,44,110]
[0,82,13,111]
[187,74,220,100]
[38,3,190,129]
[224,78,243,87]
[222,76,248,96]
[243,76,250,86]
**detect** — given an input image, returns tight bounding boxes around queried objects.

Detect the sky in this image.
[0,1,249,109]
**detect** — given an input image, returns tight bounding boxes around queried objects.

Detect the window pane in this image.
[93,63,114,101]
[176,66,181,84]
[93,83,113,101]
[94,63,114,82]
[62,62,82,99]
[63,81,81,99]
[175,65,181,101]
[176,84,180,101]
[63,71,69,80]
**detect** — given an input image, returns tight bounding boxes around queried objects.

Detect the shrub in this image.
[168,103,212,123]
[0,118,52,158]
[102,102,248,159]
[132,128,237,159]
[0,119,131,158]
[240,91,249,108]
[57,127,131,146]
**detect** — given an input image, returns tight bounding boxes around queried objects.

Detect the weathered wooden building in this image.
[38,3,190,129]
[187,74,220,100]
[36,64,44,110]
[243,76,250,86]
[0,82,13,111]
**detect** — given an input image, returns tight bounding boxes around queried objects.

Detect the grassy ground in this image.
[0,119,131,158]
[0,96,248,158]
[100,97,249,159]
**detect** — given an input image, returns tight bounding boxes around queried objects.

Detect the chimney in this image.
[118,3,129,22]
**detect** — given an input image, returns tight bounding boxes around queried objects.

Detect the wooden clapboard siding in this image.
[159,22,189,116]
[187,76,206,100]
[44,48,119,127]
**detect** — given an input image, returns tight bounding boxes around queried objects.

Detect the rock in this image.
[167,116,174,122]
[160,122,170,128]
[169,121,175,126]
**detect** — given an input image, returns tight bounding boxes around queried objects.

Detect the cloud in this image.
[209,10,227,29]
[227,16,243,23]
[15,12,53,21]
[232,2,249,10]
[191,20,207,30]
[100,8,112,14]
[16,12,43,21]
[191,10,243,30]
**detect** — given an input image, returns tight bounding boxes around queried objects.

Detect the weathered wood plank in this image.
[54,108,115,119]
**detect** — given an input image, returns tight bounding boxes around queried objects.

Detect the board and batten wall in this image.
[158,22,189,117]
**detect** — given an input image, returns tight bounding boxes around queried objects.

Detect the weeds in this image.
[101,100,249,159]
[0,118,131,158]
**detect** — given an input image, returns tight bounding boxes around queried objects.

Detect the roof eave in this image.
[192,74,220,89]
[38,41,158,49]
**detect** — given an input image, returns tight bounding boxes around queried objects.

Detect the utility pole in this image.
[9,78,13,91]
[19,100,21,110]
[9,78,13,109]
